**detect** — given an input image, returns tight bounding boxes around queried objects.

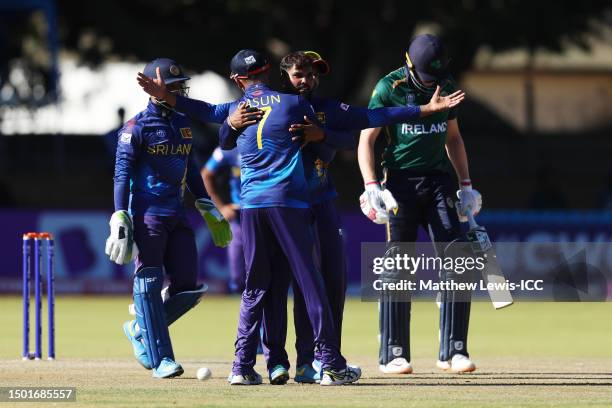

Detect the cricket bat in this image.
[466,211,513,309]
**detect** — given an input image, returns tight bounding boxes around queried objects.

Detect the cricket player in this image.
[357,34,482,374]
[106,58,232,378]
[202,147,244,293]
[277,51,356,383]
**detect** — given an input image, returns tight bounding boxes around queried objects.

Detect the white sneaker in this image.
[379,357,413,374]
[229,372,263,385]
[436,359,451,370]
[437,354,476,373]
[451,354,476,372]
[320,366,361,386]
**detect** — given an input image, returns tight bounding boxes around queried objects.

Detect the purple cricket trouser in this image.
[133,214,198,296]
[232,207,346,375]
[292,199,347,366]
[227,219,246,294]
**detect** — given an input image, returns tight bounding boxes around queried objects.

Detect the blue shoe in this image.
[123,320,151,370]
[152,357,184,379]
[294,364,320,384]
[269,365,289,385]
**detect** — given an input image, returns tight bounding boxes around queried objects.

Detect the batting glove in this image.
[105,210,139,265]
[195,198,233,248]
[359,182,398,224]
[456,180,482,222]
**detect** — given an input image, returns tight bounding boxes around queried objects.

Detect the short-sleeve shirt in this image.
[368,67,457,173]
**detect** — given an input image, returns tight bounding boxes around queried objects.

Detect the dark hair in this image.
[280,52,315,73]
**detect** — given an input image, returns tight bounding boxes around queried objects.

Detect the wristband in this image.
[227,116,238,131]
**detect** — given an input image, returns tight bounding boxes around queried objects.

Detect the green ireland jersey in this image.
[368,67,457,172]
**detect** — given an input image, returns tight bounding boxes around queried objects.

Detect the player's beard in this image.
[296,84,312,97]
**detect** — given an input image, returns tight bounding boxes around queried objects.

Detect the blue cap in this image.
[407,34,449,82]
[143,58,190,84]
[230,49,270,79]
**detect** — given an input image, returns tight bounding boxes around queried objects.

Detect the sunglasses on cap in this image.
[302,50,330,76]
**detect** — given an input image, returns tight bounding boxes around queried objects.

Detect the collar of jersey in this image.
[146,99,173,117]
[244,82,270,96]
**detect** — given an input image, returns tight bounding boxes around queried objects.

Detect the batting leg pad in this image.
[163,283,208,326]
[438,241,472,361]
[379,296,411,365]
[133,267,174,368]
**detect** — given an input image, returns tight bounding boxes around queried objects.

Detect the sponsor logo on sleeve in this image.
[119,133,132,144]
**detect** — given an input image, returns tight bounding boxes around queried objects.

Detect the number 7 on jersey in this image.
[256,106,272,149]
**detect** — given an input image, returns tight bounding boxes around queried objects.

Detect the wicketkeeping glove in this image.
[359,182,398,224]
[456,181,482,222]
[195,198,233,248]
[105,210,139,265]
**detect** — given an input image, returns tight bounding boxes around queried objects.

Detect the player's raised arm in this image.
[137,64,237,124]
[137,66,176,107]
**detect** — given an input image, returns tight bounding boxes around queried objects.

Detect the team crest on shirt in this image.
[315,112,326,125]
[314,158,328,179]
[180,127,193,139]
[155,129,166,138]
[406,92,415,105]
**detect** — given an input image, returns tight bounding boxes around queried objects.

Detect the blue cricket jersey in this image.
[113,100,230,216]
[219,83,318,209]
[204,147,241,206]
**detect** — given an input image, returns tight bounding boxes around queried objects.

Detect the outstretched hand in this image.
[289,116,325,148]
[426,85,465,112]
[137,67,167,100]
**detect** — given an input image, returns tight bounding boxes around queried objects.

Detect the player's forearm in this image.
[155,93,177,107]
[218,121,239,150]
[175,96,229,124]
[113,181,130,212]
[202,170,226,208]
[358,128,380,183]
[445,133,470,181]
[186,161,211,200]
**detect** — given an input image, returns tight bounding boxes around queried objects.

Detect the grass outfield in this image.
[1,296,611,407]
